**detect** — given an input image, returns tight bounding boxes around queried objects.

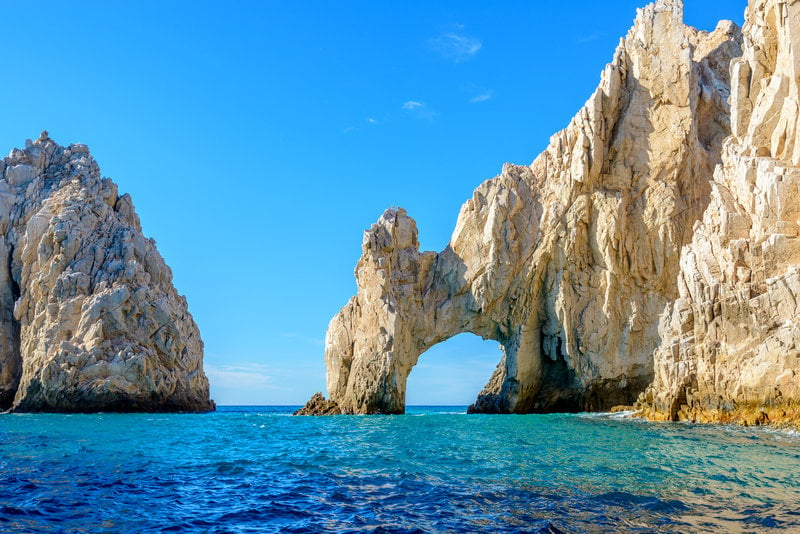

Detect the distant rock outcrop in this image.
[307,0,744,414]
[639,0,800,425]
[0,132,214,412]
[294,392,342,415]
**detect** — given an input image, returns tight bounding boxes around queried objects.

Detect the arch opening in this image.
[404,333,503,409]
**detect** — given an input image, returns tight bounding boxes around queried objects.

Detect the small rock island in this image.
[301,0,800,426]
[0,132,213,412]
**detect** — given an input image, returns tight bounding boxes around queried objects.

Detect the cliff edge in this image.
[0,132,214,412]
[302,0,745,414]
[639,0,800,426]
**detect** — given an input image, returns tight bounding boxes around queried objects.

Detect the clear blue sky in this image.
[1,1,745,405]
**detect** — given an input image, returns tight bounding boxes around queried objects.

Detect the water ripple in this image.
[0,407,799,532]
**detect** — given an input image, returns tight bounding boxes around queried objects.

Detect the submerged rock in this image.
[0,132,214,412]
[311,0,744,414]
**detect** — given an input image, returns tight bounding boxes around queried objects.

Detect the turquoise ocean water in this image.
[1,405,799,533]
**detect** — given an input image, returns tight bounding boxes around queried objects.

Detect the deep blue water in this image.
[1,406,799,533]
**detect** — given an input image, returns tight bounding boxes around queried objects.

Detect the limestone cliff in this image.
[306,0,743,414]
[640,0,800,425]
[0,132,214,412]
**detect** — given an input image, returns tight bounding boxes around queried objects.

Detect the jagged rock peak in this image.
[0,134,214,412]
[303,1,743,415]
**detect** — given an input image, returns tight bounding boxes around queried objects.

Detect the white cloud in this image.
[402,101,438,121]
[470,90,493,103]
[402,100,424,111]
[402,100,438,122]
[428,30,482,63]
[344,118,379,133]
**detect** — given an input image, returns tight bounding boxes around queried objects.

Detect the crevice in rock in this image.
[0,244,22,410]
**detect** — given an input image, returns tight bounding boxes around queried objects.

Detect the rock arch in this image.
[309,1,743,414]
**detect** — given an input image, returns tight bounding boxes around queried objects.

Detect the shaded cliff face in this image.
[640,0,800,425]
[0,132,214,412]
[316,0,743,414]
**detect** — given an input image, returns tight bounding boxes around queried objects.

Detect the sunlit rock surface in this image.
[639,0,800,425]
[308,0,743,414]
[0,132,213,412]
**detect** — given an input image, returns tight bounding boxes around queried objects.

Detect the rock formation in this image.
[0,132,214,412]
[639,0,800,425]
[294,392,342,415]
[303,0,744,414]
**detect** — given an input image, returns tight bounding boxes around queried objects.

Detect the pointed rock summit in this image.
[0,133,213,412]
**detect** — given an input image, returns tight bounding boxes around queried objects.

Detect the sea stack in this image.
[302,0,745,415]
[0,132,213,412]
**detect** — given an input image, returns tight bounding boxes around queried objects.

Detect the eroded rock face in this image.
[639,0,800,424]
[316,0,743,414]
[0,132,214,412]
